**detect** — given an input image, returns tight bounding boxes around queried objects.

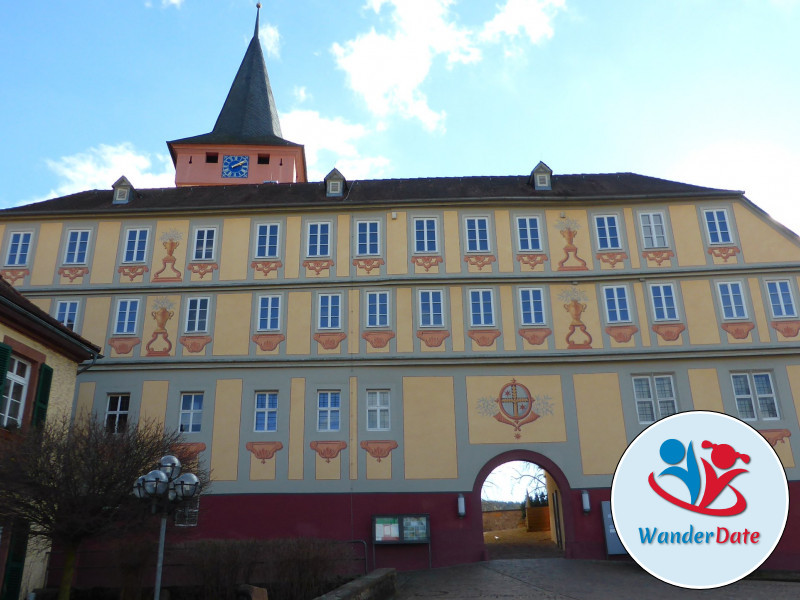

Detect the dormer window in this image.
[328,180,342,195]
[112,176,133,205]
[324,168,346,198]
[529,161,553,191]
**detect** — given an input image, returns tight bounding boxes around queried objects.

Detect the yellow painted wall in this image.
[210,379,242,481]
[286,292,311,354]
[573,373,627,475]
[153,220,190,278]
[81,296,111,348]
[669,205,706,266]
[396,288,413,352]
[494,210,514,273]
[348,290,359,354]
[366,452,392,479]
[141,295,181,358]
[249,452,277,480]
[403,377,458,479]
[74,381,96,423]
[337,215,350,277]
[212,294,251,355]
[748,277,770,343]
[29,298,50,313]
[773,438,795,469]
[624,208,641,269]
[284,216,301,278]
[449,286,465,352]
[219,218,251,280]
[499,286,516,351]
[90,221,121,284]
[681,280,721,345]
[443,211,461,273]
[632,283,651,346]
[546,210,594,271]
[786,365,800,429]
[140,380,169,428]
[734,203,800,263]
[551,285,601,350]
[315,453,342,480]
[386,211,408,275]
[687,369,724,411]
[30,222,63,285]
[288,378,305,480]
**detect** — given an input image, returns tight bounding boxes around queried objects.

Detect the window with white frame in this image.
[123,229,149,263]
[704,209,732,244]
[307,222,331,257]
[64,230,90,264]
[649,284,678,321]
[106,394,130,433]
[356,221,380,256]
[179,393,203,433]
[255,223,280,259]
[604,286,631,323]
[766,280,796,318]
[633,375,677,424]
[185,297,209,333]
[254,391,278,432]
[318,294,341,329]
[193,228,216,261]
[114,299,140,335]
[465,217,490,252]
[469,289,495,327]
[639,212,667,249]
[56,300,79,331]
[413,218,438,253]
[595,215,621,250]
[317,391,340,431]
[367,390,390,431]
[419,290,444,327]
[6,232,32,266]
[516,217,542,252]
[366,291,389,327]
[1,356,30,428]
[519,288,545,325]
[731,372,779,420]
[717,282,747,319]
[258,295,281,331]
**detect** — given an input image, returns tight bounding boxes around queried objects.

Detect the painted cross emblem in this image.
[495,379,540,438]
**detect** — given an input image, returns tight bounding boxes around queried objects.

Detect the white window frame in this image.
[766,280,797,318]
[1,356,31,428]
[465,216,491,253]
[633,375,677,424]
[367,389,390,431]
[731,372,779,421]
[105,393,130,433]
[639,212,668,249]
[413,217,438,254]
[418,289,444,328]
[365,290,390,328]
[519,288,546,326]
[254,391,278,432]
[356,220,381,257]
[469,289,495,327]
[318,293,342,330]
[63,229,91,265]
[649,283,679,322]
[704,209,732,245]
[123,228,149,264]
[179,392,203,433]
[5,231,33,266]
[717,281,748,320]
[56,300,80,331]
[255,223,281,259]
[594,215,622,250]
[516,216,542,252]
[184,297,210,334]
[192,227,217,261]
[317,390,341,432]
[113,299,140,335]
[307,221,331,258]
[603,286,631,323]
[257,295,282,331]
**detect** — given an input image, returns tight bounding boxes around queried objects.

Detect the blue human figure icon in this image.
[658,438,701,505]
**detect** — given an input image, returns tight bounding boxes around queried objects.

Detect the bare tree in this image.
[0,416,203,600]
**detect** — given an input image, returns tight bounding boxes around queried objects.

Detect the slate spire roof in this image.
[167,3,300,159]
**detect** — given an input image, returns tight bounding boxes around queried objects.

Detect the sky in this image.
[2,0,800,234]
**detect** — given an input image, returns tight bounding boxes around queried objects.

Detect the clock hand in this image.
[232,160,245,168]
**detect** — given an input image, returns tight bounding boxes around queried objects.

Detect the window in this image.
[595,215,621,250]
[704,209,732,244]
[1,356,30,428]
[465,217,490,252]
[56,301,79,331]
[367,390,390,431]
[255,223,280,259]
[258,295,281,331]
[317,391,340,431]
[193,228,216,261]
[254,391,278,432]
[123,229,149,263]
[519,288,545,325]
[114,299,140,335]
[64,230,90,264]
[731,373,779,420]
[414,218,438,253]
[633,375,677,424]
[604,286,630,323]
[639,212,667,249]
[356,221,380,256]
[717,282,747,319]
[318,294,341,329]
[516,217,542,252]
[179,393,203,433]
[766,280,796,318]
[307,222,330,257]
[419,290,444,327]
[6,232,32,266]
[366,291,389,328]
[185,297,209,333]
[650,284,678,321]
[469,289,495,326]
[106,394,130,433]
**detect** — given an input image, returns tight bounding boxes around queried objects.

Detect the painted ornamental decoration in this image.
[493,379,540,439]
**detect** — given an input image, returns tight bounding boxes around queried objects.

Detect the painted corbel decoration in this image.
[605,324,638,343]
[246,441,284,463]
[252,333,285,351]
[310,440,347,463]
[314,332,347,350]
[58,266,89,282]
[108,337,141,355]
[146,297,175,356]
[175,442,206,460]
[758,429,791,448]
[559,287,593,349]
[721,321,755,340]
[179,335,212,353]
[596,251,628,268]
[516,253,548,270]
[652,323,686,341]
[555,218,588,271]
[771,320,800,338]
[416,330,450,348]
[467,329,501,347]
[518,327,552,345]
[463,254,496,271]
[360,440,398,462]
[708,246,741,262]
[187,262,218,279]
[642,250,674,266]
[353,258,384,273]
[0,269,30,285]
[251,260,282,277]
[153,229,183,282]
[362,331,395,348]
[410,255,443,272]
[303,259,334,275]
[118,265,149,282]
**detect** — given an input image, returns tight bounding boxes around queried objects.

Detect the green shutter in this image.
[32,364,53,427]
[0,343,11,395]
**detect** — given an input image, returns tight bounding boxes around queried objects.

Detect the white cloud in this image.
[293,86,311,103]
[480,0,565,44]
[161,0,184,7]
[259,23,281,58]
[281,109,390,181]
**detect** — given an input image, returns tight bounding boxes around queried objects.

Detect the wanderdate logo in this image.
[612,411,788,589]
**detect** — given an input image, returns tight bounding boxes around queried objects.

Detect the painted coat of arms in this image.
[493,379,539,438]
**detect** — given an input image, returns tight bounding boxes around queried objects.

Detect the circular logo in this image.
[611,411,788,589]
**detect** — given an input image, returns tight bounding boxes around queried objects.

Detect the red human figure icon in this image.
[698,441,750,513]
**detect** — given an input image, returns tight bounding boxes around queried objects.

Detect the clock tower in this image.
[167,3,306,186]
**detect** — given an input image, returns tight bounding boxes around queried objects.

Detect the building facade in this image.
[1,7,799,578]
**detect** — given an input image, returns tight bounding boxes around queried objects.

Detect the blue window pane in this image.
[255,412,266,430]
[266,412,277,431]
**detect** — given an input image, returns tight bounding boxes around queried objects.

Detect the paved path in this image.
[393,559,800,599]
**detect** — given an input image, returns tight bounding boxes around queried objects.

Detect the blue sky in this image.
[2,0,799,234]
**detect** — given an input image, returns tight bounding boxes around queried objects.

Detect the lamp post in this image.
[134,455,199,600]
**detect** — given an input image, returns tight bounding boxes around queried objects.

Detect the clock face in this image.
[221,155,249,178]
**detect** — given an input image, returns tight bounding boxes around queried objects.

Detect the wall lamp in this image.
[581,489,591,513]
[457,493,466,518]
